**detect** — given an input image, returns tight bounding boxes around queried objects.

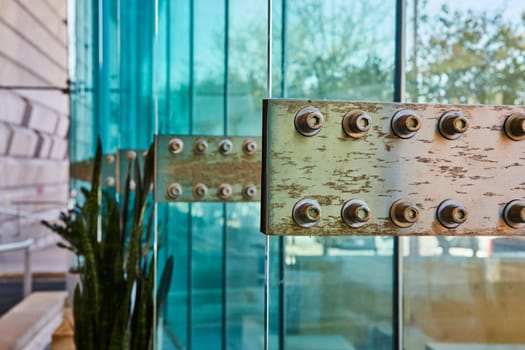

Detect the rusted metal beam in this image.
[154,135,262,202]
[262,99,525,236]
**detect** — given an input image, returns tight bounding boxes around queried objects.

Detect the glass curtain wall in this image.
[69,0,155,162]
[403,0,525,348]
[69,0,525,349]
[155,1,268,349]
[267,1,397,349]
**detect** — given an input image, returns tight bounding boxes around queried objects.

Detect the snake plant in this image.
[43,140,173,350]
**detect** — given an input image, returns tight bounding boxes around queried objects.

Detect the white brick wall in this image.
[0,0,68,245]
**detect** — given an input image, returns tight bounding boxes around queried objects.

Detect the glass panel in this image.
[269,0,397,349]
[404,1,525,348]
[156,0,268,349]
[69,0,156,158]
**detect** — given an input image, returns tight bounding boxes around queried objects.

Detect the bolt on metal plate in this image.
[70,153,117,188]
[155,135,262,202]
[262,99,525,236]
[117,149,147,193]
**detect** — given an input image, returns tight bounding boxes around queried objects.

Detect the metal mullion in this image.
[393,0,407,349]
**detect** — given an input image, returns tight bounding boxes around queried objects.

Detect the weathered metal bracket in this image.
[69,153,117,186]
[69,150,146,192]
[154,135,262,202]
[116,149,147,193]
[262,99,525,236]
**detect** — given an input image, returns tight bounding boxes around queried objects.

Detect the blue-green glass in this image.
[404,1,525,348]
[156,0,270,348]
[155,0,192,347]
[69,0,156,160]
[269,0,397,348]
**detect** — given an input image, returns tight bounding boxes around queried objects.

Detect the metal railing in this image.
[0,239,33,297]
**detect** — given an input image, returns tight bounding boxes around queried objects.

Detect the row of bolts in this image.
[293,198,525,230]
[166,138,258,200]
[295,106,525,141]
[160,109,524,227]
[294,107,524,229]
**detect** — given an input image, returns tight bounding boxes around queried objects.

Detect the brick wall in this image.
[0,0,69,247]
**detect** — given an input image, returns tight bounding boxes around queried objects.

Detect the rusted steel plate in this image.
[262,99,525,236]
[69,154,117,187]
[155,135,262,202]
[116,149,147,193]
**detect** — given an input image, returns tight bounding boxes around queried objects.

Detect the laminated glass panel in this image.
[404,1,525,348]
[267,1,397,349]
[156,1,268,349]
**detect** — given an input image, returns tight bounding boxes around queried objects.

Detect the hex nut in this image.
[218,184,233,199]
[167,183,183,199]
[242,139,257,156]
[294,107,325,136]
[391,109,422,139]
[126,151,137,160]
[105,154,116,164]
[390,199,419,228]
[292,198,322,228]
[504,113,525,141]
[341,199,371,228]
[439,111,469,140]
[503,200,525,228]
[218,139,234,155]
[437,199,468,229]
[193,183,208,198]
[105,176,116,187]
[168,138,184,154]
[342,110,372,138]
[193,139,208,154]
[243,185,257,199]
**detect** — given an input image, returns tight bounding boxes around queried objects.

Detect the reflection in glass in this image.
[404,1,525,348]
[268,0,397,349]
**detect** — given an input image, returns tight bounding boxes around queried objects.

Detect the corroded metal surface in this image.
[262,99,525,236]
[116,149,147,193]
[155,135,262,202]
[69,153,117,187]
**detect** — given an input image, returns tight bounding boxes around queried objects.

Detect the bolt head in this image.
[168,138,184,154]
[504,200,525,228]
[218,184,233,199]
[451,207,468,224]
[403,206,419,223]
[193,183,208,198]
[404,115,422,132]
[439,112,469,140]
[295,107,325,136]
[243,140,257,155]
[437,199,468,228]
[105,176,116,187]
[193,139,208,154]
[391,109,421,139]
[342,110,372,138]
[390,200,419,228]
[353,205,371,222]
[292,198,322,228]
[126,151,137,160]
[452,117,468,133]
[105,155,116,164]
[219,140,233,154]
[306,113,323,130]
[243,185,257,199]
[167,183,183,199]
[341,199,371,228]
[505,114,525,141]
